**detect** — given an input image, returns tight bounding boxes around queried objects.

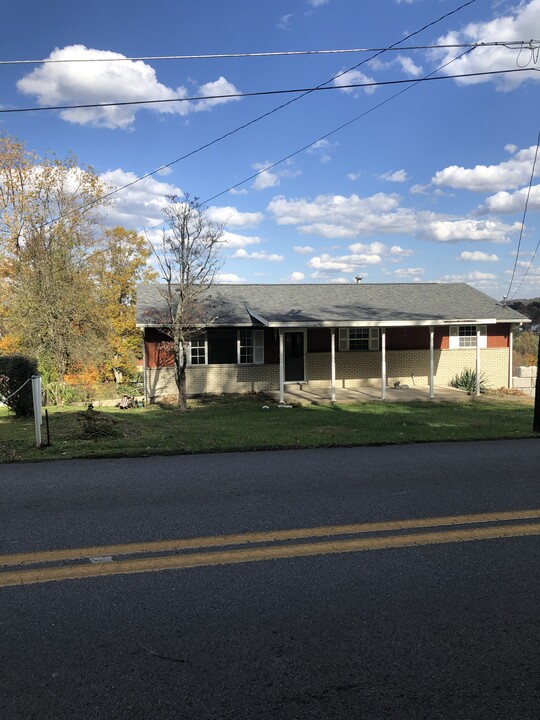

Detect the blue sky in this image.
[2,0,540,298]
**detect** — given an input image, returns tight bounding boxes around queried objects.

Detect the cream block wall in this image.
[308,349,510,390]
[146,364,280,399]
[146,347,511,399]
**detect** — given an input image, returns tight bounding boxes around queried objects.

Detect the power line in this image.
[37,0,480,230]
[0,39,534,66]
[507,130,540,300]
[204,48,475,203]
[1,67,534,115]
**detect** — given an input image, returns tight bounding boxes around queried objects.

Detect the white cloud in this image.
[390,245,414,257]
[100,168,182,229]
[17,45,240,129]
[206,206,264,228]
[194,76,242,111]
[420,218,518,244]
[482,185,540,214]
[252,163,280,190]
[393,267,425,277]
[458,251,500,262]
[333,69,376,94]
[505,144,517,154]
[347,172,360,181]
[284,271,305,282]
[268,192,400,231]
[432,146,539,192]
[220,231,261,249]
[215,273,246,284]
[294,245,315,254]
[308,252,381,273]
[233,248,284,262]
[268,192,518,244]
[369,54,422,77]
[277,14,293,30]
[439,271,497,283]
[307,139,338,163]
[348,241,386,254]
[429,1,540,91]
[378,169,409,183]
[395,54,422,77]
[307,0,329,6]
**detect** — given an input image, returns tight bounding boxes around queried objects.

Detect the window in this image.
[449,325,487,349]
[195,329,265,365]
[339,328,379,351]
[239,329,264,364]
[190,334,206,365]
[349,328,370,350]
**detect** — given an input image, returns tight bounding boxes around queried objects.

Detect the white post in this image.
[31,375,42,447]
[142,334,148,404]
[279,329,285,404]
[381,328,386,401]
[508,327,513,389]
[429,326,435,399]
[476,326,481,396]
[330,328,336,402]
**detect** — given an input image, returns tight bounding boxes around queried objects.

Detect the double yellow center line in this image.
[1,509,539,588]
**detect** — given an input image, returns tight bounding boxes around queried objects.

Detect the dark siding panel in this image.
[264,328,280,364]
[308,328,331,353]
[386,326,430,350]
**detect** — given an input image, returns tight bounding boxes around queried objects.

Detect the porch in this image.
[268,383,470,405]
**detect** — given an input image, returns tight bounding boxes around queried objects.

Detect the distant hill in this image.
[508,298,540,328]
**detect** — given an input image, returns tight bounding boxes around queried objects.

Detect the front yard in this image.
[0,392,537,464]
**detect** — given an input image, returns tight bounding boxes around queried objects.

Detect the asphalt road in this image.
[1,440,539,719]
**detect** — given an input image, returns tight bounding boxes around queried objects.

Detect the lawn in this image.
[0,392,538,464]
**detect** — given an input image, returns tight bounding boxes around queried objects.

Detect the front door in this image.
[284,332,305,382]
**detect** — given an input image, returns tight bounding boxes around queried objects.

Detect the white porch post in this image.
[476,325,481,396]
[279,329,285,403]
[330,328,336,402]
[429,326,434,399]
[142,333,148,404]
[381,327,386,401]
[508,327,514,389]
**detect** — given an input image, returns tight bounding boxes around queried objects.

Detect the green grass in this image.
[0,393,537,463]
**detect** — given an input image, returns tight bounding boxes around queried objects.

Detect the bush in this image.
[0,355,38,417]
[450,368,488,394]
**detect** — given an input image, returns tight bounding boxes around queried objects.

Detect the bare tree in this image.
[150,194,223,411]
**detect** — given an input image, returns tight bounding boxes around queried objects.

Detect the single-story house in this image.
[136,282,530,402]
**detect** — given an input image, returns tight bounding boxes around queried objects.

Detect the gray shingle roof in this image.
[136,283,530,327]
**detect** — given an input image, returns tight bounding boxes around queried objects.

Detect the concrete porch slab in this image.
[267,384,471,405]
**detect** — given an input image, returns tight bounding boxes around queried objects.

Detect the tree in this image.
[150,194,223,411]
[0,133,108,377]
[93,227,157,384]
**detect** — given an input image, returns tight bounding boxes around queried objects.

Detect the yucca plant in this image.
[450,368,488,394]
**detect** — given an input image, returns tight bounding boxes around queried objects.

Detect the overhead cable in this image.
[0,67,534,115]
[0,39,534,65]
[507,129,540,299]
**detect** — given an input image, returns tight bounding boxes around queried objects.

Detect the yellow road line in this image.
[1,508,539,569]
[1,522,539,588]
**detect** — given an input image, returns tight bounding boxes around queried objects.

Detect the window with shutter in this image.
[339,328,379,351]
